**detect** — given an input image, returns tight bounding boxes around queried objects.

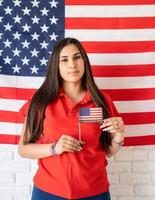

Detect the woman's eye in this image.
[75,55,81,60]
[61,59,68,63]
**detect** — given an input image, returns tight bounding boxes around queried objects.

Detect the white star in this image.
[4,6,12,15]
[22,7,31,15]
[4,56,12,64]
[40,7,49,16]
[0,50,3,56]
[4,23,12,31]
[22,40,30,48]
[49,16,58,24]
[40,24,49,33]
[49,32,58,41]
[0,33,3,39]
[13,14,21,23]
[22,23,31,32]
[13,0,21,7]
[0,0,3,6]
[12,31,21,40]
[30,65,39,74]
[31,32,40,40]
[49,0,58,8]
[40,57,48,66]
[0,16,3,22]
[3,39,12,48]
[30,48,39,57]
[31,0,40,7]
[21,56,30,65]
[12,48,21,56]
[40,41,48,49]
[12,65,21,73]
[31,15,40,24]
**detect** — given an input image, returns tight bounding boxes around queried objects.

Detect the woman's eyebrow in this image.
[60,52,81,58]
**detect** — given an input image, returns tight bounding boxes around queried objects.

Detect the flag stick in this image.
[78,122,81,141]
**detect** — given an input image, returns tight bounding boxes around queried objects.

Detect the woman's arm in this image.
[18,118,84,159]
[100,117,125,157]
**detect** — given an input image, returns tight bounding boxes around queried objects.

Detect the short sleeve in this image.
[101,92,120,117]
[19,99,31,117]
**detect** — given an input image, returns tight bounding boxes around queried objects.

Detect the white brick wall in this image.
[0,144,155,200]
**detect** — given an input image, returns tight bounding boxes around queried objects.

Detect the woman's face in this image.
[59,44,85,84]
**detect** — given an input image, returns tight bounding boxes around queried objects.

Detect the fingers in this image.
[100,117,125,134]
[55,135,85,155]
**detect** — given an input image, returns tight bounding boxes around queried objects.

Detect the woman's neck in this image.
[62,82,85,103]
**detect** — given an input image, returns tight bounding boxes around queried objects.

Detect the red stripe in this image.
[66,17,155,29]
[82,41,155,53]
[0,111,24,123]
[0,134,20,144]
[0,87,35,99]
[0,87,154,101]
[1,110,155,125]
[92,64,155,77]
[125,135,155,146]
[121,112,155,125]
[65,0,155,5]
[0,134,155,146]
[103,89,155,101]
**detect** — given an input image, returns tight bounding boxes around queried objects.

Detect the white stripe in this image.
[88,52,155,65]
[1,122,155,137]
[0,99,26,112]
[1,98,155,113]
[65,29,155,41]
[66,5,155,17]
[95,76,155,89]
[1,75,155,90]
[0,74,44,88]
[0,122,23,135]
[114,100,155,113]
[125,124,155,137]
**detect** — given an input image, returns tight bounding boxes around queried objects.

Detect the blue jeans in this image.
[31,185,111,200]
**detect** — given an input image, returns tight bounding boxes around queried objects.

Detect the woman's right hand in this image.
[55,134,85,155]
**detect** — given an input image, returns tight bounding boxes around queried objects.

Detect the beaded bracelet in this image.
[50,142,58,156]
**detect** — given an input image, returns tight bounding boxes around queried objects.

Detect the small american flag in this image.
[79,107,103,123]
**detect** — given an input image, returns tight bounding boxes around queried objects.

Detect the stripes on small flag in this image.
[79,107,103,123]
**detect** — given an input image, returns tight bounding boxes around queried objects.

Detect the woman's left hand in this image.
[100,117,125,139]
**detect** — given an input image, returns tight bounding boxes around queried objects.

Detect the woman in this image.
[19,37,125,200]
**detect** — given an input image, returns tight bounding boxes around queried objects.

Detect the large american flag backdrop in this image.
[0,0,155,146]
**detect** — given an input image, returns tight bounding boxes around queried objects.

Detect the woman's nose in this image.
[68,59,76,68]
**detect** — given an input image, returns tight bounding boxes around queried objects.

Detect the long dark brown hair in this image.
[24,37,112,152]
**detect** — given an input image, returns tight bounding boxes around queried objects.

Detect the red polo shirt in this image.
[20,90,119,199]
